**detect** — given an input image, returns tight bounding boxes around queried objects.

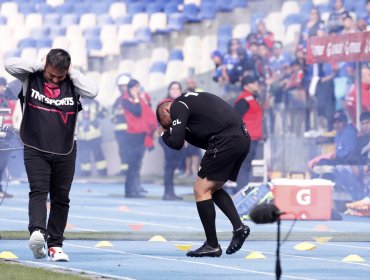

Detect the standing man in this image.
[0,77,14,198]
[156,91,251,257]
[77,98,108,176]
[123,79,156,198]
[112,74,130,176]
[5,49,98,262]
[234,76,263,193]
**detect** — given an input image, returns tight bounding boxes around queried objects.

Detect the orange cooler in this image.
[271,179,334,220]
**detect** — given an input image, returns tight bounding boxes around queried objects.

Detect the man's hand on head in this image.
[157,126,167,137]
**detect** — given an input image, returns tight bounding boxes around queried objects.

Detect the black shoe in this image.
[125,192,145,198]
[226,224,250,254]
[162,194,183,201]
[139,187,148,193]
[186,242,222,257]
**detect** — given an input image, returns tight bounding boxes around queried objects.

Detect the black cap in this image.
[333,110,347,123]
[127,79,140,90]
[241,75,258,87]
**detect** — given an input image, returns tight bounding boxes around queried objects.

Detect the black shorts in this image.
[198,125,251,182]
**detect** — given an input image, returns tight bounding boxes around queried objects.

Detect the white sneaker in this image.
[29,230,47,259]
[48,247,69,262]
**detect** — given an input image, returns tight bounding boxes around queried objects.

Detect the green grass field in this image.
[0,261,88,280]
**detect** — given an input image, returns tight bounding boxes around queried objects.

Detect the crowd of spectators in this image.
[211,0,370,137]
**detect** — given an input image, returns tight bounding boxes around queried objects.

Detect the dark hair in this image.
[156,101,170,125]
[45,48,71,70]
[360,111,370,122]
[167,81,182,94]
[127,79,140,90]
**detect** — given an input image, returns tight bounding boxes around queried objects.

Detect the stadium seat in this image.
[183,4,200,22]
[165,60,186,85]
[100,24,117,41]
[0,15,6,24]
[52,36,69,50]
[36,47,51,62]
[101,36,120,56]
[149,12,167,33]
[232,23,251,39]
[43,14,61,26]
[54,4,73,14]
[47,0,65,7]
[69,43,88,70]
[281,1,300,18]
[35,38,52,49]
[115,15,132,25]
[48,26,66,37]
[66,25,83,42]
[118,24,137,45]
[109,2,127,20]
[167,13,184,31]
[150,47,169,64]
[184,0,201,6]
[97,14,114,26]
[18,38,36,49]
[146,3,163,14]
[132,12,149,32]
[20,47,37,60]
[37,4,54,14]
[284,13,306,27]
[128,2,146,16]
[13,25,30,42]
[30,27,50,39]
[83,27,101,39]
[5,13,24,28]
[3,49,21,60]
[164,3,178,15]
[200,35,217,73]
[60,14,79,27]
[0,2,18,16]
[216,0,233,12]
[284,24,301,46]
[87,38,103,53]
[312,0,330,5]
[79,13,97,30]
[133,58,150,83]
[184,36,201,70]
[25,13,43,29]
[198,3,216,20]
[18,4,37,14]
[73,3,91,15]
[169,49,184,61]
[231,0,248,9]
[97,70,117,106]
[135,27,152,43]
[91,3,110,15]
[150,61,167,73]
[118,59,135,73]
[147,72,165,91]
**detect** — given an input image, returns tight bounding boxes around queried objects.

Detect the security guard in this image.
[77,98,108,176]
[112,74,130,176]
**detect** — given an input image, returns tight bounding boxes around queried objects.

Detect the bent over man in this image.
[5,49,98,262]
[156,91,251,257]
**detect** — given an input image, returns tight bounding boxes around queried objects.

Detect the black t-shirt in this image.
[162,92,242,150]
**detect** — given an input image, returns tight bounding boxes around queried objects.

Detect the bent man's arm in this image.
[5,57,43,81]
[69,68,98,98]
[162,101,189,150]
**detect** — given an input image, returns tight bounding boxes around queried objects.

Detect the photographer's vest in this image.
[20,71,78,155]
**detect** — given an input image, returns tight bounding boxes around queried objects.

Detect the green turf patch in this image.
[0,260,88,280]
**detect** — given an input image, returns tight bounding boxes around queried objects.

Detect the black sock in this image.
[196,199,218,248]
[212,189,243,231]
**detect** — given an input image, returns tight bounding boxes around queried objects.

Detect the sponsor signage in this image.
[307,31,370,64]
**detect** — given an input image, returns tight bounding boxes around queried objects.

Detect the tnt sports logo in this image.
[296,189,311,206]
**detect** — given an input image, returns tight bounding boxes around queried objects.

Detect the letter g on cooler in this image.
[296,189,311,206]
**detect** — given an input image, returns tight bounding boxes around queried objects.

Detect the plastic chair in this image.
[183,4,200,22]
[43,13,61,26]
[168,48,184,61]
[167,13,184,31]
[135,27,152,43]
[149,12,167,33]
[149,61,167,73]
